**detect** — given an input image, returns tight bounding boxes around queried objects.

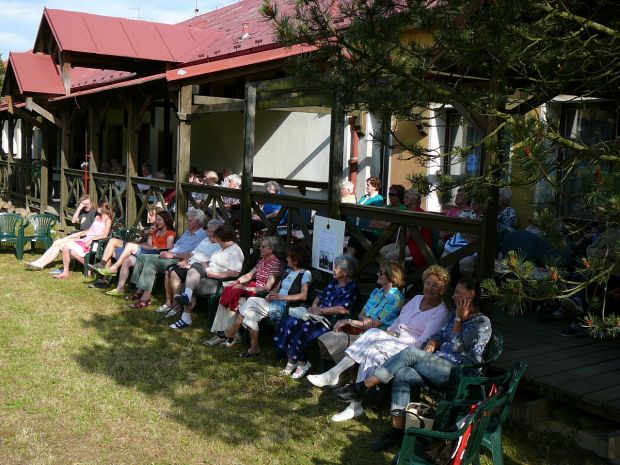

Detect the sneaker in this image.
[24,262,43,271]
[164,309,180,319]
[202,335,227,346]
[331,402,364,422]
[169,320,191,330]
[105,289,125,296]
[308,372,340,388]
[223,335,242,347]
[174,293,191,306]
[371,428,405,452]
[333,382,368,402]
[156,304,171,313]
[88,278,109,289]
[559,323,585,337]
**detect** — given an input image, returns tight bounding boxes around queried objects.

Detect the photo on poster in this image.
[312,216,345,274]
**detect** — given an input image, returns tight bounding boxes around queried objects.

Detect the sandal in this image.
[125,292,143,302]
[129,299,151,309]
[280,362,297,376]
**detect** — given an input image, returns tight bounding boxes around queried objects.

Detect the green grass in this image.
[0,253,611,465]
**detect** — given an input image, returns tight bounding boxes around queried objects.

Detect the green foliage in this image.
[263,0,620,338]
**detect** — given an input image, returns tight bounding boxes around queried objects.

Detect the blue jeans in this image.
[373,347,455,414]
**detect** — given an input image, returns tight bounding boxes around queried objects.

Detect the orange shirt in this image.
[150,229,176,249]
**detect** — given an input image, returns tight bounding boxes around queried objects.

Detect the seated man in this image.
[25,194,96,272]
[171,223,244,329]
[157,218,224,316]
[126,209,208,308]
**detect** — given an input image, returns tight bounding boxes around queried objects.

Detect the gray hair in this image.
[264,180,281,193]
[206,218,224,230]
[341,180,354,193]
[261,235,280,254]
[333,254,357,276]
[405,189,422,206]
[187,208,206,225]
[499,188,512,204]
[227,174,242,186]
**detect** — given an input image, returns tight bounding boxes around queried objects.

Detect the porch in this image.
[492,309,620,423]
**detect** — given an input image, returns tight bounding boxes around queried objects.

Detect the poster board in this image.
[311,215,346,274]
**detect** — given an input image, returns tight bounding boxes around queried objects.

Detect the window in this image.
[443,110,483,177]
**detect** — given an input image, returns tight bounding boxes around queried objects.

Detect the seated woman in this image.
[100,211,176,296]
[309,265,450,422]
[170,223,244,329]
[202,235,284,342]
[274,254,360,379]
[53,201,114,279]
[333,276,491,451]
[206,243,311,357]
[251,180,287,231]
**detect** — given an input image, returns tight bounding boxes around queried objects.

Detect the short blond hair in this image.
[422,265,450,287]
[381,260,405,288]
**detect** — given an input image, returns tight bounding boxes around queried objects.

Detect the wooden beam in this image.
[25,97,64,128]
[135,95,153,131]
[125,100,139,226]
[192,101,245,113]
[240,84,257,257]
[256,94,331,110]
[60,109,71,229]
[39,125,49,212]
[12,108,42,129]
[61,56,72,94]
[327,92,345,218]
[193,95,244,106]
[175,85,193,233]
[88,105,99,202]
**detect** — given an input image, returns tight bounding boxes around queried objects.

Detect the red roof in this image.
[41,8,222,63]
[6,52,66,96]
[167,44,316,82]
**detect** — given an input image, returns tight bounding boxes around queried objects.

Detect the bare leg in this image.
[115,255,136,291]
[30,239,66,268]
[100,238,123,266]
[248,328,260,354]
[167,270,183,307]
[54,246,73,278]
[108,243,140,272]
[224,314,245,338]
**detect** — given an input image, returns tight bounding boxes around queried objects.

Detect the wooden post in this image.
[60,109,71,229]
[175,85,193,235]
[327,92,345,219]
[40,124,49,213]
[88,106,99,203]
[21,120,32,208]
[61,56,72,95]
[240,84,256,256]
[7,119,15,164]
[125,100,139,227]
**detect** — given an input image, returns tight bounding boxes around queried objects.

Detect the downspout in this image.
[348,116,359,186]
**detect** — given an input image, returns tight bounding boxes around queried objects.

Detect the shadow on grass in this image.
[73,308,396,463]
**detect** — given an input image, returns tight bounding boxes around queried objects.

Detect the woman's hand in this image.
[334,319,350,332]
[309,306,323,315]
[455,296,473,320]
[266,291,278,302]
[424,340,439,353]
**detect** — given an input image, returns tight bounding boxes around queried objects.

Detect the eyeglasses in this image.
[423,281,442,289]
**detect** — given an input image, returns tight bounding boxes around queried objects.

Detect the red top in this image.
[150,229,176,249]
[406,206,433,269]
[254,255,282,288]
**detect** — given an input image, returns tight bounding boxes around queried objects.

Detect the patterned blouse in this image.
[427,311,492,367]
[362,287,405,329]
[497,206,517,235]
[317,279,360,314]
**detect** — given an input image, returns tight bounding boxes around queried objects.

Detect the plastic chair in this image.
[83,228,142,277]
[23,213,59,253]
[397,392,503,465]
[0,212,27,259]
[452,361,528,465]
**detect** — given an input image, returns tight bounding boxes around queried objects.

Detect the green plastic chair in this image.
[23,213,59,253]
[397,391,503,465]
[83,227,143,277]
[453,361,528,465]
[0,212,27,259]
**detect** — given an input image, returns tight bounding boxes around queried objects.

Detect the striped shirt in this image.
[255,255,282,288]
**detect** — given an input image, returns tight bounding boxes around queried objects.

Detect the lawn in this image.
[0,253,609,465]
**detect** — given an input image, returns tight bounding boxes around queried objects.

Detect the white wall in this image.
[190,109,332,181]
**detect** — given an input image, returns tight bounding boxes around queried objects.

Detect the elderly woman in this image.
[208,244,311,357]
[340,180,357,203]
[275,254,360,379]
[53,201,114,279]
[334,276,491,451]
[202,235,284,346]
[252,180,287,230]
[171,224,244,329]
[310,265,450,422]
[101,211,176,295]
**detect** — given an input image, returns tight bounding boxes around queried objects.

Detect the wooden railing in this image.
[92,172,127,223]
[131,177,176,226]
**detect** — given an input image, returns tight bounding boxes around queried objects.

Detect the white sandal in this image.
[291,361,312,379]
[280,362,297,376]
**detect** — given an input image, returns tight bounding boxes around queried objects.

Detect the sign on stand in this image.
[311,215,345,274]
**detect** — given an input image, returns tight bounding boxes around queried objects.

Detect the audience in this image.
[274,254,360,379]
